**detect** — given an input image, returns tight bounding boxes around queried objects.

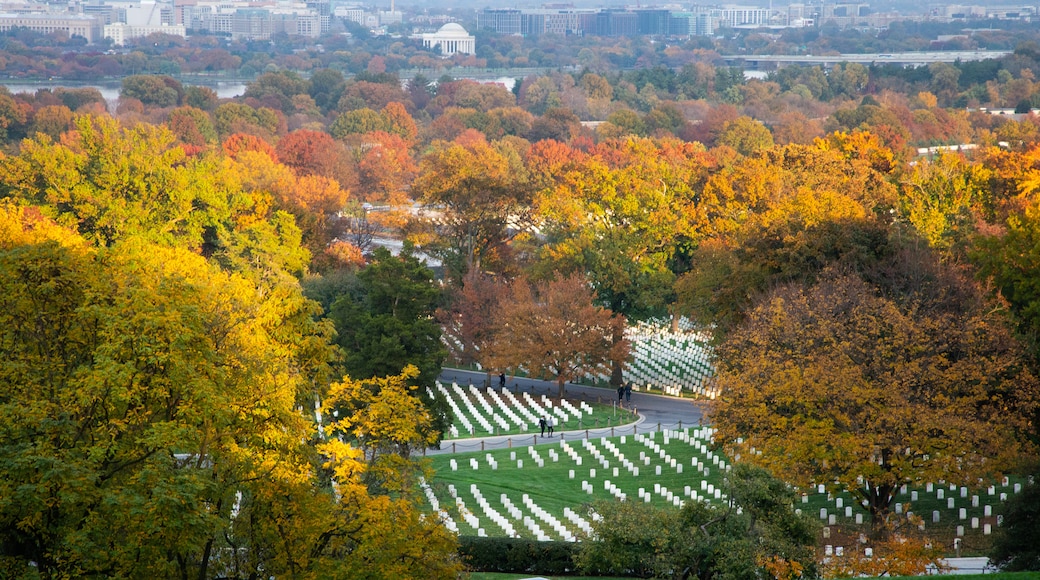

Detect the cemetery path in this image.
[428,369,708,455]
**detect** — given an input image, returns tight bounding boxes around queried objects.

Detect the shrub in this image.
[457,536,578,574]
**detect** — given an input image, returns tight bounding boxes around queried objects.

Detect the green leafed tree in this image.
[120,74,182,108]
[328,245,449,435]
[575,464,818,580]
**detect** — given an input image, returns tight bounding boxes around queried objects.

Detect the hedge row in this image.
[457,536,579,574]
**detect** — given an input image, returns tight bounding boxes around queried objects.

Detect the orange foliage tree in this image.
[488,274,629,398]
[711,265,1040,537]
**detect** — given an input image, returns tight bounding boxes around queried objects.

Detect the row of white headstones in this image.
[806,477,1028,537]
[433,382,593,438]
[432,427,1028,545]
[435,429,732,541]
[597,323,717,396]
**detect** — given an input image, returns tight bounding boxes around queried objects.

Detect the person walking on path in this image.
[617,385,624,404]
[499,372,506,389]
[625,381,632,403]
[539,416,547,436]
[547,416,554,437]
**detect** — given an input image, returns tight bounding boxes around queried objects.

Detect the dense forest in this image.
[1,20,1040,576]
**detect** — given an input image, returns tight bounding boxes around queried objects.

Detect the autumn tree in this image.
[412,136,534,278]
[716,116,775,156]
[674,140,898,332]
[488,274,628,397]
[711,264,1040,536]
[535,137,712,382]
[120,74,182,108]
[167,105,217,147]
[900,151,991,255]
[357,130,418,203]
[0,203,337,577]
[317,366,461,576]
[437,269,508,367]
[0,114,310,280]
[28,104,74,140]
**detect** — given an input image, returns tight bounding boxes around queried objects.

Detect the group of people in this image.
[538,415,555,437]
[617,382,632,404]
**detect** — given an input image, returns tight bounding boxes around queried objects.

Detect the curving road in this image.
[429,369,708,455]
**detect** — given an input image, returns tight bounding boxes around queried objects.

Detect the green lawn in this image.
[436,383,639,440]
[426,428,728,540]
[425,428,1028,556]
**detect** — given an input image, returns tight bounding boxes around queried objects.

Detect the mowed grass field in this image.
[425,428,1029,556]
[434,382,640,440]
[425,428,730,540]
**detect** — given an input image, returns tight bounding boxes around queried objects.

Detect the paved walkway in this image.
[430,369,708,455]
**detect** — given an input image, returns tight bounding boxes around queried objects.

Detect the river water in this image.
[1,80,248,107]
[1,76,516,105]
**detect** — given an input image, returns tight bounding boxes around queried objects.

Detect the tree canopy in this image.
[711,262,1040,532]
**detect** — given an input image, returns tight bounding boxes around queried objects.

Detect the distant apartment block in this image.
[104,22,186,44]
[0,12,102,41]
[477,5,776,37]
[182,1,321,40]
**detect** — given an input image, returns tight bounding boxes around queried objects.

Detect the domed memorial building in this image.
[417,23,475,56]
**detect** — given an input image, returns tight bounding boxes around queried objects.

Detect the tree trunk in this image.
[558,377,566,399]
[865,482,895,541]
[610,321,626,387]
